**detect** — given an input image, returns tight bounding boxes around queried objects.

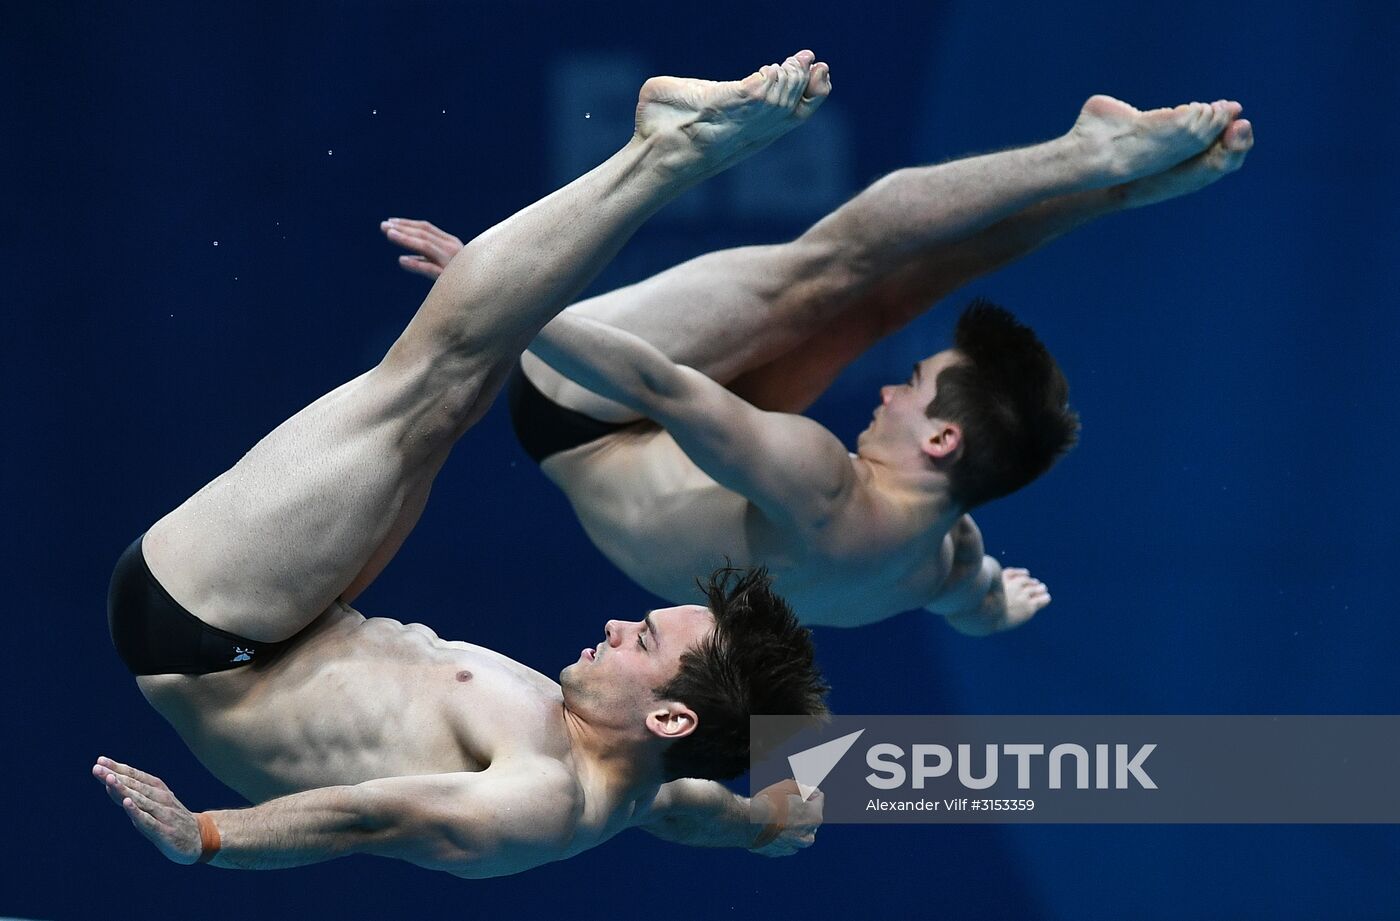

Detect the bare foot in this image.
[1117,115,1254,209]
[1070,94,1234,186]
[634,50,832,180]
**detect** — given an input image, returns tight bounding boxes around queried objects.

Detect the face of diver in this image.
[857,349,965,463]
[560,604,716,737]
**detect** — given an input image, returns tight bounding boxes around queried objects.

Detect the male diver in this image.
[384,96,1253,633]
[96,52,832,877]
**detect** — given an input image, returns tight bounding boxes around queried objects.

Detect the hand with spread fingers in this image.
[380,218,465,280]
[1002,566,1051,629]
[92,756,202,865]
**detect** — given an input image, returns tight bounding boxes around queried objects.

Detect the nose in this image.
[881,386,895,405]
[605,620,622,648]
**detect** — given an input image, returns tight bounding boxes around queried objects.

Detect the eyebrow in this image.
[644,611,660,648]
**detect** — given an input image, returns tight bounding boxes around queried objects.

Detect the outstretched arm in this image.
[925,516,1051,636]
[637,778,822,857]
[529,313,857,529]
[92,756,567,877]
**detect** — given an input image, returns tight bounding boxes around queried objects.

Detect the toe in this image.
[740,69,768,94]
[778,58,807,107]
[1227,118,1254,150]
[1196,103,1217,136]
[795,66,831,118]
[1085,94,1134,118]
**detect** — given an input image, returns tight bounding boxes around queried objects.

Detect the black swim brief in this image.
[107,535,285,676]
[507,362,643,464]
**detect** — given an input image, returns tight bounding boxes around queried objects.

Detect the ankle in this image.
[624,128,711,188]
[1040,133,1114,193]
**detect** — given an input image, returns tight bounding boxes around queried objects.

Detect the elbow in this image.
[349,786,437,849]
[637,365,677,401]
[646,361,705,403]
[364,812,482,868]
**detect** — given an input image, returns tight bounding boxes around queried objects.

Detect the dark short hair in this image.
[654,566,829,781]
[927,299,1080,509]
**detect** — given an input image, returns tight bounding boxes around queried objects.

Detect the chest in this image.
[760,501,957,625]
[548,431,954,616]
[207,618,563,799]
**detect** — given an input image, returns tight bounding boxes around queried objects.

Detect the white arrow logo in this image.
[787,729,865,800]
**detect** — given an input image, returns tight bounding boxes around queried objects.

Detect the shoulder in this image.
[487,756,582,811]
[757,435,864,532]
[445,758,584,857]
[338,761,586,878]
[408,757,578,815]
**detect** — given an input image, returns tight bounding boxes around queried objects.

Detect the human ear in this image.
[923,422,962,459]
[646,705,698,740]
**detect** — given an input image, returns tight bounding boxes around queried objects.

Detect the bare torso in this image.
[541,428,960,628]
[138,604,573,804]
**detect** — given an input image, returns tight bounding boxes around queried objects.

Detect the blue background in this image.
[6,1,1399,918]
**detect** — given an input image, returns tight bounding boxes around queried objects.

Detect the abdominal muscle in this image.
[137,603,565,804]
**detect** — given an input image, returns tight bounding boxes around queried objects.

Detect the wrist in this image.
[747,780,799,849]
[748,803,781,850]
[195,812,222,864]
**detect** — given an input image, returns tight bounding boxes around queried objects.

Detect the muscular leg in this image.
[731,116,1256,411]
[139,52,832,645]
[527,96,1245,419]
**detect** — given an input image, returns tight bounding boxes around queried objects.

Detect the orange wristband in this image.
[195,812,221,864]
[749,779,801,849]
[750,820,784,850]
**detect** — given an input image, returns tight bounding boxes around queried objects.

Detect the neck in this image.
[560,703,666,815]
[855,450,965,527]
